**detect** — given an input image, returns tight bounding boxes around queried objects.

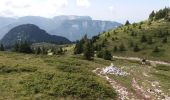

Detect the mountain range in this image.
[1,24,71,47]
[0,16,121,41]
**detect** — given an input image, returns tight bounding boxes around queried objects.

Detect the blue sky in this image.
[0,0,169,23]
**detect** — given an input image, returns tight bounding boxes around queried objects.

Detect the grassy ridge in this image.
[94,20,170,61]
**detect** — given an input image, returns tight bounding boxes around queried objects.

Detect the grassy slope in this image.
[0,50,169,99]
[0,51,116,100]
[95,20,170,62]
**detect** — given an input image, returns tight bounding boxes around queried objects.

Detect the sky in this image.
[0,0,169,23]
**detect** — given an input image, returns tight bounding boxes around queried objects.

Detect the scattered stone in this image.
[101,63,129,76]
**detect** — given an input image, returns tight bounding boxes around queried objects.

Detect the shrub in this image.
[153,46,160,52]
[103,50,112,60]
[155,65,170,71]
[141,35,147,43]
[97,51,103,58]
[133,45,140,52]
[119,43,126,51]
[162,37,168,43]
[113,45,118,52]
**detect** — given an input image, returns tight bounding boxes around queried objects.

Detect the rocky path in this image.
[112,56,170,66]
[93,68,138,100]
[93,64,170,100]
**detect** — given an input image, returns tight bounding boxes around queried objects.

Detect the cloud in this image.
[0,0,68,17]
[109,6,114,11]
[0,10,14,17]
[76,0,90,8]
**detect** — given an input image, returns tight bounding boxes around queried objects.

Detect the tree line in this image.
[0,41,65,55]
[149,7,170,21]
[74,35,113,60]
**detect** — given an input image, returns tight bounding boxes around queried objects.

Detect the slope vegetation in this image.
[93,8,170,61]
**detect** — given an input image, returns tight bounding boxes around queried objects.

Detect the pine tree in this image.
[0,44,4,51]
[133,44,140,52]
[154,7,170,20]
[153,46,160,52]
[13,41,32,53]
[162,37,168,43]
[107,32,110,37]
[74,40,84,54]
[112,37,115,41]
[149,11,155,20]
[97,51,103,58]
[125,20,130,26]
[131,31,135,36]
[113,45,118,52]
[74,35,87,54]
[125,20,130,25]
[41,47,47,54]
[119,43,126,51]
[141,35,147,43]
[103,50,112,60]
[13,42,19,52]
[57,47,64,54]
[129,41,134,47]
[147,36,153,44]
[83,40,94,60]
[20,41,32,53]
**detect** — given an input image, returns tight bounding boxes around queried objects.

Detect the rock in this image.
[101,63,129,76]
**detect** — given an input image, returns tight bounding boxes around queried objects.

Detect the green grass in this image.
[0,51,116,100]
[94,20,170,61]
[0,50,170,99]
[154,64,170,71]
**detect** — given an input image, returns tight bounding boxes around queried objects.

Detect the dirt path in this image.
[93,68,138,100]
[112,56,170,66]
[93,66,170,100]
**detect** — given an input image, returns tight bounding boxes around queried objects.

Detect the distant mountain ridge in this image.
[0,16,122,41]
[1,24,71,47]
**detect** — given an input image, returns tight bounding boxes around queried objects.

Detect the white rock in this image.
[102,63,129,76]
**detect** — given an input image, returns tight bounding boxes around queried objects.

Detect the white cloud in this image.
[109,6,114,12]
[0,0,68,17]
[76,0,90,8]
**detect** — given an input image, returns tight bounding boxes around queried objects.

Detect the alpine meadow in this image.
[0,0,170,100]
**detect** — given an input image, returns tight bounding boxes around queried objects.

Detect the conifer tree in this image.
[147,36,153,44]
[57,47,64,54]
[13,42,19,52]
[119,43,126,51]
[13,41,32,53]
[141,35,147,43]
[162,37,168,43]
[0,44,4,51]
[83,40,94,60]
[97,51,103,58]
[133,44,140,52]
[74,35,87,54]
[153,46,160,52]
[149,11,155,20]
[125,20,130,25]
[113,45,118,52]
[103,50,112,60]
